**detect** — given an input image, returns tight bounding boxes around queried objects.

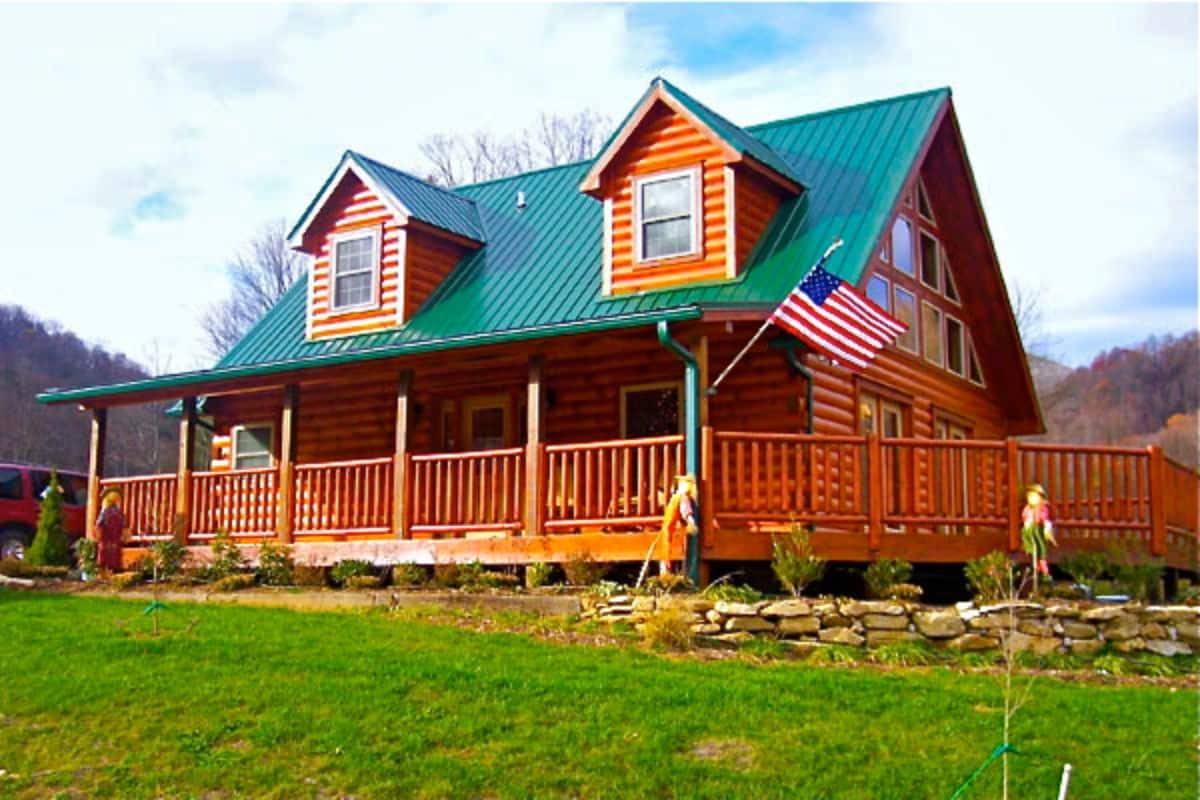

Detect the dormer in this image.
[581,78,803,295]
[288,151,483,340]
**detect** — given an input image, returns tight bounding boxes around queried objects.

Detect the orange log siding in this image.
[733,166,786,268]
[602,102,731,294]
[307,175,402,340]
[405,231,471,321]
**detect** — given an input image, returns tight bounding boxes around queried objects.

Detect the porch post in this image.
[866,433,884,554]
[1148,445,1167,557]
[174,397,196,544]
[276,384,298,544]
[657,322,701,583]
[85,408,107,540]
[524,356,545,536]
[1006,438,1021,553]
[392,370,412,539]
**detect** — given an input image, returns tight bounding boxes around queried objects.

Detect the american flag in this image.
[771,258,907,371]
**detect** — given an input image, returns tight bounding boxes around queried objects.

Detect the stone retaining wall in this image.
[581,595,1200,656]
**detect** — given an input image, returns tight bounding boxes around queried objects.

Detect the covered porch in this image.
[66,323,1198,576]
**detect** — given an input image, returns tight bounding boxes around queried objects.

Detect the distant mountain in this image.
[1032,332,1198,466]
[0,305,175,476]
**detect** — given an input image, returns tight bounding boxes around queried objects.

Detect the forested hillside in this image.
[0,305,175,476]
[1034,332,1198,466]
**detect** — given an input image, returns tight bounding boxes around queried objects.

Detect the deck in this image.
[101,429,1199,571]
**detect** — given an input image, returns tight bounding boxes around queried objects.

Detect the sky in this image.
[0,3,1195,374]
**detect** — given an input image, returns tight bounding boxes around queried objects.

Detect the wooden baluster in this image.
[1148,446,1167,557]
[1006,440,1021,553]
[867,434,883,552]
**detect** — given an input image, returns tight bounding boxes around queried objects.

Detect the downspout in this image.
[781,343,814,434]
[656,320,701,584]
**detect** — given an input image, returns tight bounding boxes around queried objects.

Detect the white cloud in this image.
[0,3,1193,374]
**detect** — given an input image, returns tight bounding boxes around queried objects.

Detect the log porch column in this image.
[1148,445,1167,557]
[392,370,413,539]
[524,356,545,537]
[85,407,107,540]
[276,385,298,544]
[175,397,197,544]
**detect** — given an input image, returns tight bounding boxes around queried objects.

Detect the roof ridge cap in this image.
[747,86,951,132]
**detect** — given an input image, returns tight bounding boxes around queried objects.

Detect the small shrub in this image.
[212,573,256,592]
[1093,654,1129,677]
[344,575,382,590]
[392,563,427,588]
[864,558,913,599]
[110,571,143,590]
[26,472,70,567]
[432,562,462,588]
[1059,551,1109,587]
[806,645,860,666]
[886,582,924,601]
[964,550,1014,603]
[771,525,825,597]
[74,538,98,577]
[256,542,294,586]
[869,640,939,667]
[563,552,608,586]
[208,532,246,581]
[149,539,188,580]
[639,607,695,652]
[330,559,373,587]
[1108,545,1164,602]
[589,579,629,598]
[292,565,328,587]
[525,561,553,589]
[701,582,764,603]
[637,573,694,596]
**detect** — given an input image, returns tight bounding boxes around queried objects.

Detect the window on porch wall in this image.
[621,383,681,439]
[232,425,273,470]
[860,392,907,524]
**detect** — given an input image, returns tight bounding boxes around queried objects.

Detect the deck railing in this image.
[101,430,1199,568]
[99,473,176,540]
[410,447,524,535]
[191,467,277,538]
[543,434,683,530]
[294,457,393,536]
[709,432,867,527]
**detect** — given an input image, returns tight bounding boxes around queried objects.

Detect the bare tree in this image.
[202,219,306,359]
[418,109,612,187]
[1009,279,1055,360]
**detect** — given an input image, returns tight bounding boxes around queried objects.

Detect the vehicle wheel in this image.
[0,528,30,561]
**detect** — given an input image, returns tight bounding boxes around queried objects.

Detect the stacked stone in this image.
[580,594,1200,656]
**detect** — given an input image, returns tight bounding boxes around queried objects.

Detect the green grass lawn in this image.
[0,592,1192,799]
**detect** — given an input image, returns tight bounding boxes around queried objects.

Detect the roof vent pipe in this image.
[516,190,527,210]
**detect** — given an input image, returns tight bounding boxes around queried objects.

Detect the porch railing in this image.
[294,457,393,536]
[101,430,1199,568]
[99,473,176,540]
[410,447,524,535]
[191,467,277,538]
[543,434,683,530]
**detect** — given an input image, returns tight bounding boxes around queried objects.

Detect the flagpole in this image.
[706,238,844,396]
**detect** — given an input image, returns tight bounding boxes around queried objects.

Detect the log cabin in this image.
[39,78,1198,582]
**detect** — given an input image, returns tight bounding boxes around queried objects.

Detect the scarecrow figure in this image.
[1020,483,1056,592]
[658,475,698,575]
[95,489,126,571]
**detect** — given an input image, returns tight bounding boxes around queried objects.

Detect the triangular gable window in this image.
[943,255,960,303]
[917,180,935,222]
[967,339,985,386]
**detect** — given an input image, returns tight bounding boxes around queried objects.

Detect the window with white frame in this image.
[330,229,379,311]
[635,169,699,261]
[232,424,273,470]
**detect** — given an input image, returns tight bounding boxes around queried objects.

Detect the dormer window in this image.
[635,168,700,262]
[330,228,380,312]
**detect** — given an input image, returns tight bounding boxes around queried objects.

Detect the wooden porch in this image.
[99,428,1199,572]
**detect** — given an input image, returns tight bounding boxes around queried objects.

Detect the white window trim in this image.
[944,313,966,377]
[601,197,614,295]
[890,216,915,277]
[619,381,684,438]
[922,300,944,368]
[328,227,382,314]
[230,422,275,471]
[893,284,919,354]
[633,166,702,265]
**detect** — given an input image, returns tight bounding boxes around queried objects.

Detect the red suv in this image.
[0,464,88,560]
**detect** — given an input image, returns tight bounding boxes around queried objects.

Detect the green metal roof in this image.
[40,85,950,405]
[287,151,484,244]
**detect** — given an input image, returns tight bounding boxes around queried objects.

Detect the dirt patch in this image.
[686,737,757,771]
